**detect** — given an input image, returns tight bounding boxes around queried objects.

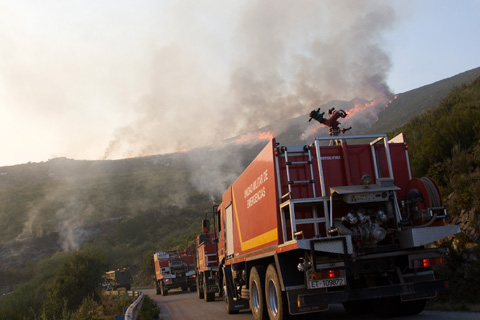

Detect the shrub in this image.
[42,250,107,319]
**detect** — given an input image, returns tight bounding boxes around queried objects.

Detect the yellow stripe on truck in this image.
[232,187,278,251]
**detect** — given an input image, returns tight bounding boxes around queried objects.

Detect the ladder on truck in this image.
[277,134,402,244]
[277,145,330,242]
[314,134,403,234]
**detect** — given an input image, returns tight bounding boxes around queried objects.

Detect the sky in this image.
[0,0,479,167]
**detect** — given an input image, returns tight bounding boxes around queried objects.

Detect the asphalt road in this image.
[144,288,480,320]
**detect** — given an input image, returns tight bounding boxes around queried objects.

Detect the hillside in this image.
[389,75,480,305]
[391,75,480,243]
[1,68,479,262]
[0,67,479,298]
[368,67,480,134]
[0,141,266,272]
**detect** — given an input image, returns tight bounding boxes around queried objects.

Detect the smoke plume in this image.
[103,0,396,161]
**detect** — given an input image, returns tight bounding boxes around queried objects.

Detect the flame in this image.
[235,131,274,143]
[387,95,398,105]
[346,100,376,120]
[176,147,190,153]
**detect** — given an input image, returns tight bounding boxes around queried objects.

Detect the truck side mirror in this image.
[202,219,210,233]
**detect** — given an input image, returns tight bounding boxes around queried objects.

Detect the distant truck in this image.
[153,250,197,296]
[104,268,132,291]
[195,218,221,302]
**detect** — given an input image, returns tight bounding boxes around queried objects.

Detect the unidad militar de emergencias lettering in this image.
[244,170,268,208]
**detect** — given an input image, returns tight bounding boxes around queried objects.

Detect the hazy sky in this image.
[0,0,479,167]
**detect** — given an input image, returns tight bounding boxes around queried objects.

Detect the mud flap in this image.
[286,289,329,315]
[223,266,249,312]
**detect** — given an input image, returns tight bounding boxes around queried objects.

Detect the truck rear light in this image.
[311,269,341,280]
[415,257,443,268]
[297,296,305,307]
[165,278,170,283]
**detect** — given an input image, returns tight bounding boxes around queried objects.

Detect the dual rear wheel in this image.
[250,264,288,320]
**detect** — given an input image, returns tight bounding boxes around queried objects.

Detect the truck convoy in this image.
[200,116,460,319]
[153,249,196,296]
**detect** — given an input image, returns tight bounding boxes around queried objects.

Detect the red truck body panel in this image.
[220,135,448,265]
[225,139,279,260]
[196,233,218,272]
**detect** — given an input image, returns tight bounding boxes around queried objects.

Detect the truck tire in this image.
[249,266,267,320]
[223,273,239,314]
[204,274,215,302]
[400,299,427,316]
[265,264,289,320]
[160,282,169,296]
[155,281,161,295]
[197,275,204,299]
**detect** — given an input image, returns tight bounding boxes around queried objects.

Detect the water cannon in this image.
[309,108,326,123]
[309,107,351,136]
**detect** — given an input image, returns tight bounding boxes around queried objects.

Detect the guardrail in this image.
[104,290,141,297]
[111,291,144,320]
[125,292,145,320]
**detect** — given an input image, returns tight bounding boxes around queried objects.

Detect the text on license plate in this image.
[309,277,345,289]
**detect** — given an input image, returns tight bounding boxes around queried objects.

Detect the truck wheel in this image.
[204,274,215,302]
[400,299,427,316]
[265,264,289,320]
[160,282,169,296]
[155,282,161,295]
[197,275,204,299]
[374,297,398,317]
[223,273,239,314]
[250,266,267,320]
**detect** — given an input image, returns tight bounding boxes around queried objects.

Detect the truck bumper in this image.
[165,278,197,290]
[287,278,447,315]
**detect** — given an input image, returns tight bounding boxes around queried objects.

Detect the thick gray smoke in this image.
[103,0,396,195]
[9,1,398,253]
[225,1,396,138]
[16,176,97,252]
[104,0,395,160]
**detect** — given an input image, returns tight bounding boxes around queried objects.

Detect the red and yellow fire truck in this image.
[153,249,196,296]
[211,132,459,319]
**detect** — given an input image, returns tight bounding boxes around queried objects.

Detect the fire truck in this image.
[153,250,196,296]
[195,218,221,302]
[212,129,460,319]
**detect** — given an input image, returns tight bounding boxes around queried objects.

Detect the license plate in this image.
[309,277,345,289]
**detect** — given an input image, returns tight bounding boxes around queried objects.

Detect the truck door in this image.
[226,204,234,257]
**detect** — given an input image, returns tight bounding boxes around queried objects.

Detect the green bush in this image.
[139,295,160,320]
[41,250,107,319]
[70,295,104,320]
